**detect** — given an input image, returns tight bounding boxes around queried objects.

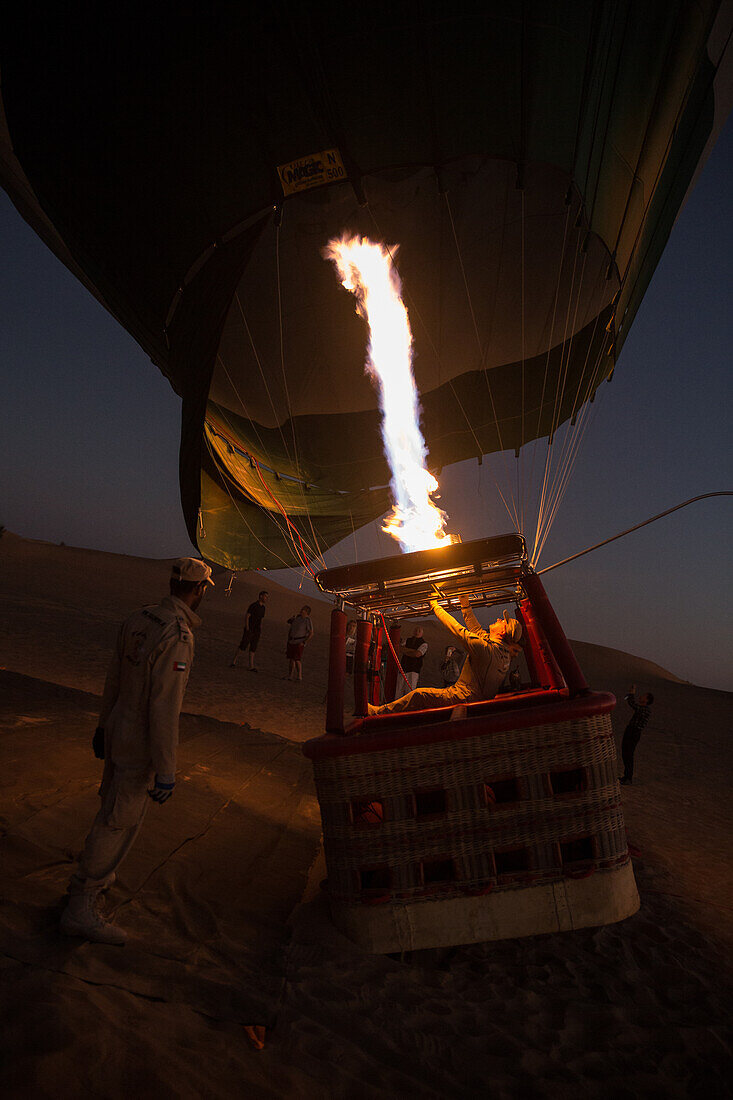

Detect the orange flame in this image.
[325,234,453,553]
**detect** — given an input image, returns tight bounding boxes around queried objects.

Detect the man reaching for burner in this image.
[368,592,523,717]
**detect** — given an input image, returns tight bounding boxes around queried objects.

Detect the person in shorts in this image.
[286,605,313,681]
[231,590,268,670]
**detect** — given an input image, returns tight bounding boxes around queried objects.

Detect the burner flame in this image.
[325,234,454,553]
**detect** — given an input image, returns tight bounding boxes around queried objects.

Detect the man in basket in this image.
[368,591,523,717]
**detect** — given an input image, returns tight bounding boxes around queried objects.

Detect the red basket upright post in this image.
[523,572,588,696]
[326,607,347,733]
[519,597,566,691]
[354,618,373,716]
[370,620,384,706]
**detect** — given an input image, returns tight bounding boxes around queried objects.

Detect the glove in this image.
[92,727,105,760]
[147,774,175,803]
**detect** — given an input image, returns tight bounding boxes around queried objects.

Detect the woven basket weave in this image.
[313,712,628,906]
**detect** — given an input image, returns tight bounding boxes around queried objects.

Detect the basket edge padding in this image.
[330,860,640,953]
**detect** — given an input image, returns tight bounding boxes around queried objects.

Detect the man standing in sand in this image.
[231,589,268,671]
[60,557,213,945]
[619,683,654,785]
[368,595,523,717]
[286,605,313,681]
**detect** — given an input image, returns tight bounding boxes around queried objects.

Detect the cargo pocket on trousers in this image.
[104,769,152,829]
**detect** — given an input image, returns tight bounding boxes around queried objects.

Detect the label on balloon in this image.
[277,148,346,195]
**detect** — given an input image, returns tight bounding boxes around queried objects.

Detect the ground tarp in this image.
[0,671,322,1029]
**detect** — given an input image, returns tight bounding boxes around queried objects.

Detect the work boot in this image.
[60,892,127,945]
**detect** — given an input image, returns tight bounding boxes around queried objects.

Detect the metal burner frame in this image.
[315,532,589,733]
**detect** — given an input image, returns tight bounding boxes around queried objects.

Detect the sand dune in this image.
[0,533,731,1097]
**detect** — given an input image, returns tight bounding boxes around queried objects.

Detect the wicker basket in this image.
[306,695,639,951]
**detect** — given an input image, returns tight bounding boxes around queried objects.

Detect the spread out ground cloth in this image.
[0,673,322,1080]
[0,535,732,1097]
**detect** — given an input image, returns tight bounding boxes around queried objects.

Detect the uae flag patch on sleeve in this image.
[173,661,187,672]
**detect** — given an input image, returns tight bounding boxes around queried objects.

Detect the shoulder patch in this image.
[143,608,166,627]
[173,660,187,672]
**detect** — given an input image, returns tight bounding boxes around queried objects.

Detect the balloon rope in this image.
[202,435,294,570]
[526,203,572,540]
[378,612,411,690]
[532,256,603,565]
[534,226,585,555]
[205,417,324,568]
[532,336,608,566]
[552,19,733,569]
[536,493,733,575]
[234,293,296,469]
[443,193,519,531]
[251,457,318,578]
[216,354,281,478]
[275,220,328,569]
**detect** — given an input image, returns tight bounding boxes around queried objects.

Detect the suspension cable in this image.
[203,435,294,571]
[443,191,519,531]
[275,216,329,567]
[536,492,732,575]
[532,304,610,565]
[205,428,323,575]
[533,224,586,555]
[526,203,573,518]
[251,456,319,577]
[235,292,295,468]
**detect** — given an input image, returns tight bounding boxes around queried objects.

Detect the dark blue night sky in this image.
[1,121,731,691]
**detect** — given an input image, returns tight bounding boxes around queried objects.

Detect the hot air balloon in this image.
[1,3,730,571]
[2,3,731,953]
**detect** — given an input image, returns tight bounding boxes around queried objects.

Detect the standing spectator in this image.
[619,683,654,785]
[440,645,462,688]
[400,626,428,691]
[231,590,268,670]
[345,619,357,674]
[287,605,314,681]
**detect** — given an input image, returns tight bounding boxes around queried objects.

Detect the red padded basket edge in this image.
[347,687,567,734]
[303,692,616,760]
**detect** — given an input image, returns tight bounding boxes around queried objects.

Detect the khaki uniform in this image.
[373,598,512,716]
[70,595,199,895]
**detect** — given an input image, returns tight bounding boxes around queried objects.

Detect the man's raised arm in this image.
[429,598,470,645]
[458,595,484,635]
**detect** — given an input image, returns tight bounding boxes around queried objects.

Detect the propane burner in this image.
[316,532,528,620]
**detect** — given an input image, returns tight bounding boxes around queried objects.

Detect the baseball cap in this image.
[171,557,215,586]
[501,609,523,644]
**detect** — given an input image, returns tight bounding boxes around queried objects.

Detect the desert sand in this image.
[0,531,731,1098]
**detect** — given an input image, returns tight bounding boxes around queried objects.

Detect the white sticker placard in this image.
[277,148,347,195]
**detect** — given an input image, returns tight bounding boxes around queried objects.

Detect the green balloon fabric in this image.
[1,3,730,567]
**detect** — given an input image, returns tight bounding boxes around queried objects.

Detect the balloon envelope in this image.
[1,3,731,566]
